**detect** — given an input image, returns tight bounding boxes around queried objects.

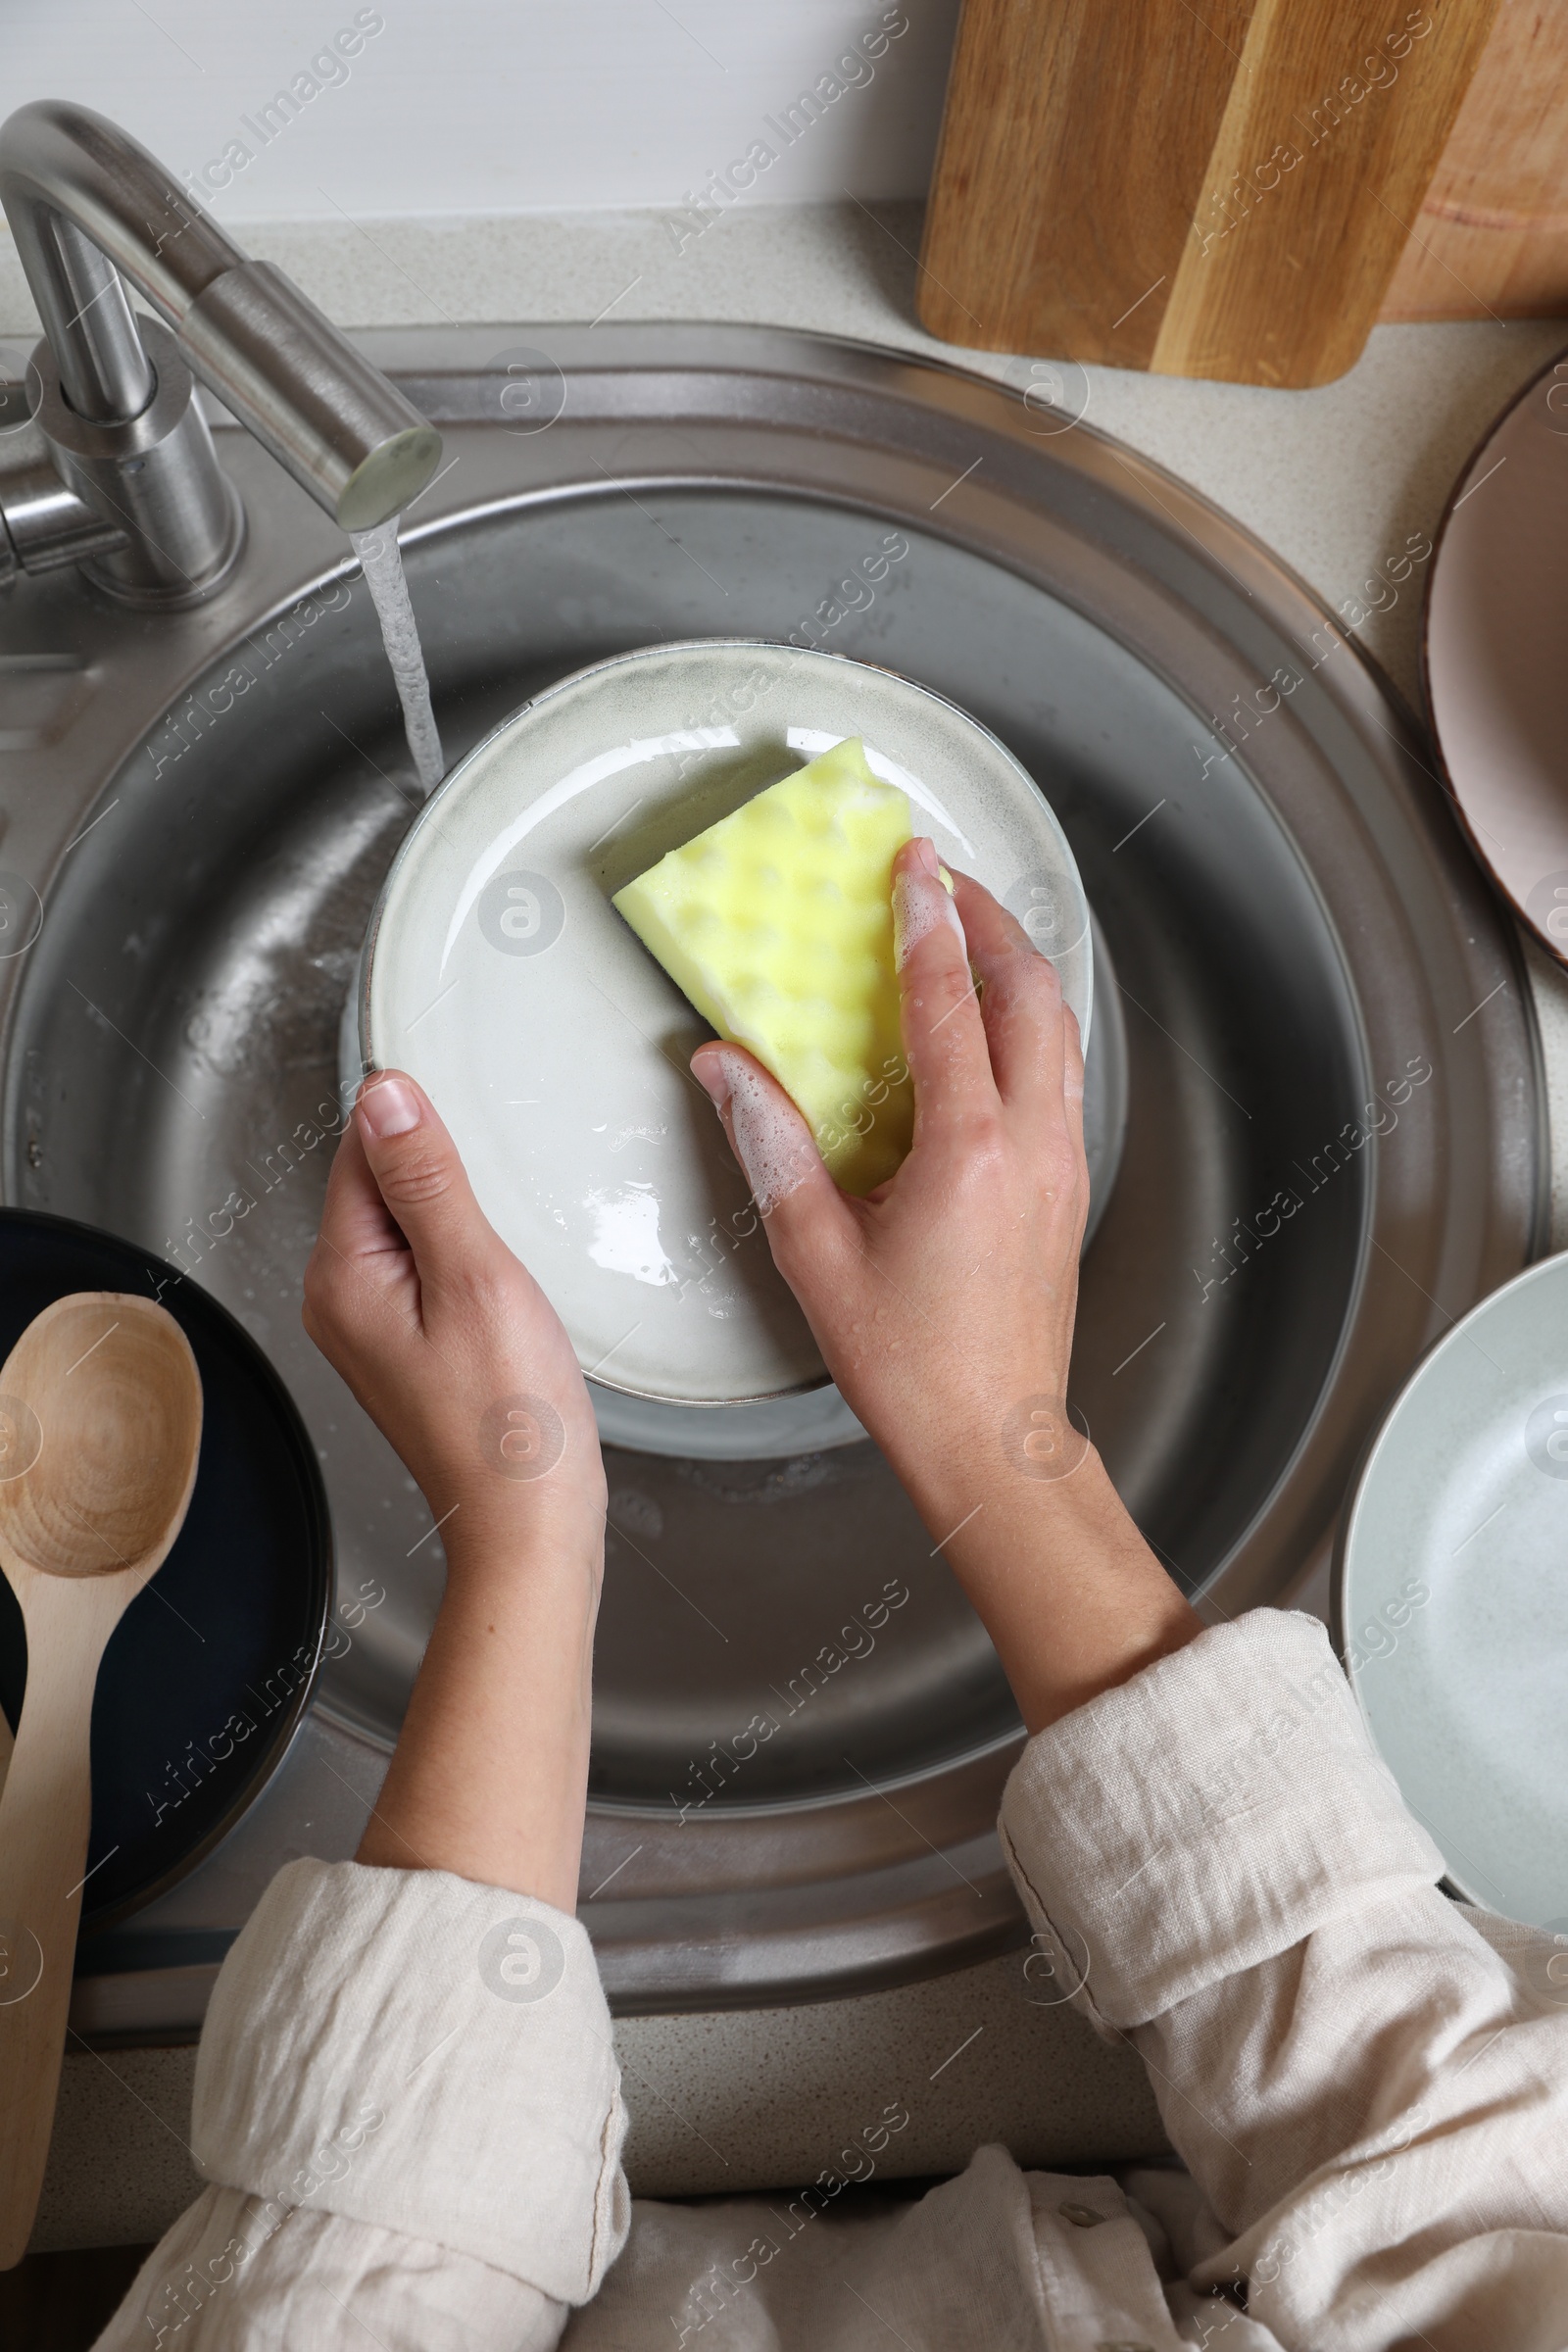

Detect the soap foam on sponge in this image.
[612,738,913,1194]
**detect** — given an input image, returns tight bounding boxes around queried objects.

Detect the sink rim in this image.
[0,320,1543,2011]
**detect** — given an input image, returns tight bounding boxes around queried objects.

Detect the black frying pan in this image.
[0,1209,331,1932]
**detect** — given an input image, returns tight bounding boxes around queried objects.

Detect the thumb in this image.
[691,1044,851,1266]
[355,1069,497,1288]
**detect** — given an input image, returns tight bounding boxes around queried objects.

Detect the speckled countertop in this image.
[7,200,1567,2251]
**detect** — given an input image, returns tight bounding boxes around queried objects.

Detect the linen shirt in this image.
[95,1611,1568,2349]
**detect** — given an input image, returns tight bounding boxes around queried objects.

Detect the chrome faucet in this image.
[0,100,441,604]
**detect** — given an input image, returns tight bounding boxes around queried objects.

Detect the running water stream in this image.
[350,518,445,795]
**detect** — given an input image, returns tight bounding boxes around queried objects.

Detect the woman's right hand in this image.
[692,838,1090,1535]
[693,837,1200,1731]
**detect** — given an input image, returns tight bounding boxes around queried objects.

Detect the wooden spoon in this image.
[0,1294,201,2268]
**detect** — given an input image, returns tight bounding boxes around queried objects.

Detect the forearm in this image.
[357,1511,603,1910]
[697,849,1198,1735]
[887,1432,1200,1735]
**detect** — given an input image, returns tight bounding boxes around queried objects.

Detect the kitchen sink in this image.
[0,322,1542,2015]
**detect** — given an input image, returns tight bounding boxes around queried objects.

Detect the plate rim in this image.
[1333,1245,1568,1916]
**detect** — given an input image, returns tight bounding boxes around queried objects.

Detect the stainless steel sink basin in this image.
[0,322,1542,2012]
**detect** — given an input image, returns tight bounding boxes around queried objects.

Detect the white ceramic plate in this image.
[341,935,1124,1458]
[364,640,1092,1407]
[1337,1252,1568,1929]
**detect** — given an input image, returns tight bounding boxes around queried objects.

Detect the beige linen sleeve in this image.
[94,1858,630,2349]
[999,1609,1568,2352]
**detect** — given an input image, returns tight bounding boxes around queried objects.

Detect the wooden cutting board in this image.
[917,0,1502,384]
[1380,0,1568,318]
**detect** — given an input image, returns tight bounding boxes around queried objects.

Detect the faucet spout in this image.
[0,100,441,601]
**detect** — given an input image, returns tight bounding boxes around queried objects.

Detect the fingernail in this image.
[910,835,940,878]
[358,1074,421,1138]
[693,1055,732,1114]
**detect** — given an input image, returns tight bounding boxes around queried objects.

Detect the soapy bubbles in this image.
[609,1487,663,1541]
[480,1394,566,1482]
[1001,1394,1090,1483]
[477,1912,565,2004]
[482,344,567,437]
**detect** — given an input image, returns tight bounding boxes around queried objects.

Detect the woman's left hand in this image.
[303,1070,606,1557]
[303,1071,605,1905]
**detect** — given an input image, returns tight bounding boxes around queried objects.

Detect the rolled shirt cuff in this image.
[192,1858,629,2304]
[999,1610,1446,2030]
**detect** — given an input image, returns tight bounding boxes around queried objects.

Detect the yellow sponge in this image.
[612,738,913,1193]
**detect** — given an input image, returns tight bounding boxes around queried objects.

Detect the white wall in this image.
[2,1,958,221]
